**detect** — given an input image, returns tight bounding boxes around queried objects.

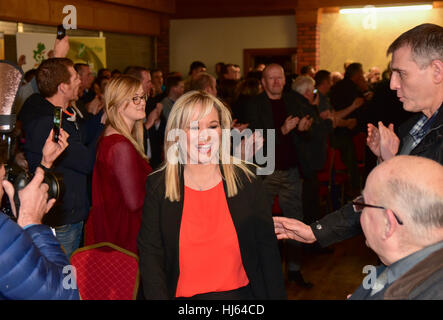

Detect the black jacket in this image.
[137,166,287,299]
[291,91,333,178]
[19,93,103,226]
[312,104,443,248]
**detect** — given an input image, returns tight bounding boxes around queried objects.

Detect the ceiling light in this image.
[339,4,433,14]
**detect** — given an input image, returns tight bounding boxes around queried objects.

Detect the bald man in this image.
[244,63,314,287]
[348,156,443,299]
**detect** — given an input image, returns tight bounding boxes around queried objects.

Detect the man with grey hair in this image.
[273,23,443,259]
[291,76,335,227]
[348,155,443,299]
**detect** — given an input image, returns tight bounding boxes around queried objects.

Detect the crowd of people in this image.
[0,23,442,300]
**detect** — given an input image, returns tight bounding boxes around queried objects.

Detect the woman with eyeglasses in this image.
[137,90,286,299]
[84,75,153,254]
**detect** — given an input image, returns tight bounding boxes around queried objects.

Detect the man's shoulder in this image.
[20,93,53,122]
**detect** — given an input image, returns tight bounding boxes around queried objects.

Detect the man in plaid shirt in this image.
[273,23,443,254]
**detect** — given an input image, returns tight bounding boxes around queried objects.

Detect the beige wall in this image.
[170,15,297,76]
[319,7,443,74]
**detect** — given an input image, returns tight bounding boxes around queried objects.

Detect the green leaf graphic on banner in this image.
[33,42,46,66]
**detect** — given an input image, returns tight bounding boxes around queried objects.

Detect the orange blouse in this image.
[175,181,249,298]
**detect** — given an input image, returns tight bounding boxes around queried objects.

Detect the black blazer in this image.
[137,165,287,299]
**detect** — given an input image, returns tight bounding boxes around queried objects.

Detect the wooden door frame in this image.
[243,47,298,76]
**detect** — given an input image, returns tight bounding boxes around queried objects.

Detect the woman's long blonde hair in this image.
[159,90,255,202]
[103,75,148,161]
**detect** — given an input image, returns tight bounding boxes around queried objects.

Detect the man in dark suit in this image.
[244,63,313,287]
[273,23,443,254]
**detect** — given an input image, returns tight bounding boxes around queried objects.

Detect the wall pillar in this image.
[295,8,321,73]
[156,14,170,73]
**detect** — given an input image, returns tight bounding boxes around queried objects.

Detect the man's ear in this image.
[383,209,399,239]
[431,59,443,84]
[58,82,66,94]
[261,77,266,89]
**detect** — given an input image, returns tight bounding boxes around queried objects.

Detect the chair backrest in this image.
[353,132,367,164]
[70,242,139,300]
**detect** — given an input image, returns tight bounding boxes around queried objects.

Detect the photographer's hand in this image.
[41,129,69,168]
[16,167,56,228]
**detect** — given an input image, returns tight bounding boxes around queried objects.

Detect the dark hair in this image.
[314,70,331,87]
[36,58,74,98]
[246,70,262,80]
[344,63,363,79]
[189,72,214,91]
[188,61,206,75]
[74,63,89,74]
[151,68,163,75]
[124,66,149,81]
[97,68,111,78]
[387,23,443,68]
[165,75,183,95]
[24,68,37,83]
[300,65,314,75]
[111,69,121,77]
[235,77,261,99]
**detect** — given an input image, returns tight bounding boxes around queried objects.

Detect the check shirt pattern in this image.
[409,112,438,150]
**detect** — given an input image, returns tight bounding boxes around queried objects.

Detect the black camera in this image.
[0,60,63,219]
[2,164,64,219]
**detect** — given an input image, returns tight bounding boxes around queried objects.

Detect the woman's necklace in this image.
[185,166,220,191]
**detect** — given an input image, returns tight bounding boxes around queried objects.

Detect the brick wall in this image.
[296,22,320,73]
[156,14,170,73]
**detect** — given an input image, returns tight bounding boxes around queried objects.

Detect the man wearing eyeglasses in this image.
[273,23,443,259]
[348,156,442,299]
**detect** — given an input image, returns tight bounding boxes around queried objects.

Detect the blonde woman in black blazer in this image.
[137,90,286,300]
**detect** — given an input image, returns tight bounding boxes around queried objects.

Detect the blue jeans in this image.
[55,221,84,259]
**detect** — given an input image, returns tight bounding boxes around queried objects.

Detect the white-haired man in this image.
[291,76,335,228]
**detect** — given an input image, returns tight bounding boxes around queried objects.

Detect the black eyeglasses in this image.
[132,94,147,105]
[352,195,404,225]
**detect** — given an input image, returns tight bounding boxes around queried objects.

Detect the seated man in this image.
[275,155,443,299]
[350,156,443,299]
[274,156,443,299]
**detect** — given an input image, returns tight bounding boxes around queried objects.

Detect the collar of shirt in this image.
[409,110,439,147]
[385,240,443,286]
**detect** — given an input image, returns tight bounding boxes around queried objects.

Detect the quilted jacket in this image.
[0,213,80,300]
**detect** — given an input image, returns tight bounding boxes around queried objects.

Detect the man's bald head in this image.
[368,156,443,238]
[261,64,286,99]
[360,156,443,264]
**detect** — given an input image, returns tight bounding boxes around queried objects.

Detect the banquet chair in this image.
[70,242,139,300]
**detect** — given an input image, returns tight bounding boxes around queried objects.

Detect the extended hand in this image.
[273,216,316,243]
